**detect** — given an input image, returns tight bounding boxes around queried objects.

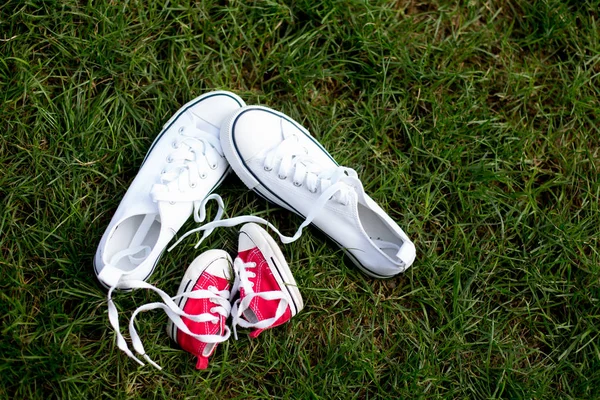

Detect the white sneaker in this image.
[94,91,245,288]
[216,105,416,278]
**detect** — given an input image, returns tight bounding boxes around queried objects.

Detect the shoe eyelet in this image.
[169,201,175,205]
[293,181,302,187]
[200,172,207,179]
[264,165,272,172]
[278,174,287,180]
[167,155,173,163]
[210,163,218,170]
[178,127,185,134]
[190,182,197,188]
[172,140,178,149]
[309,187,317,194]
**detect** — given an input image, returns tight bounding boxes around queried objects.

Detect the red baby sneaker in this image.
[167,250,233,369]
[230,223,303,339]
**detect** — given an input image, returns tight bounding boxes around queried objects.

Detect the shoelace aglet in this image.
[130,355,145,367]
[143,354,162,370]
[193,230,212,249]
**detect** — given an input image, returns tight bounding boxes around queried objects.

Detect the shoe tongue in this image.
[188,110,220,137]
[340,174,367,206]
[352,184,367,206]
[175,110,220,140]
[129,199,158,219]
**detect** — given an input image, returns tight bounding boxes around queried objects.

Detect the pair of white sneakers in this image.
[94,90,416,367]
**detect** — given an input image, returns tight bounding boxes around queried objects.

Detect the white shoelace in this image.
[166,194,224,251]
[153,124,223,193]
[103,130,404,368]
[173,134,368,248]
[230,258,289,339]
[108,279,231,370]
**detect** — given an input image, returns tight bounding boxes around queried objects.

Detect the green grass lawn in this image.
[2,0,600,398]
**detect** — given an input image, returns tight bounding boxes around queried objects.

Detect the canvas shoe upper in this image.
[125,250,233,370]
[212,105,416,278]
[230,223,303,338]
[94,91,245,288]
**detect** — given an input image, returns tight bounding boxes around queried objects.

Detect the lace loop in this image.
[167,194,225,251]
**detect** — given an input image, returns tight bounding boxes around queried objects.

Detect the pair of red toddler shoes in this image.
[125,223,303,370]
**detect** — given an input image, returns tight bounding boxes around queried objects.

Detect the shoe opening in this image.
[105,214,161,271]
[357,203,403,259]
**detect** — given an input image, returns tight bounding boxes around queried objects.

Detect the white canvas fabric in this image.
[179,105,416,278]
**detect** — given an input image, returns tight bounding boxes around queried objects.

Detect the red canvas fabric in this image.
[177,273,230,369]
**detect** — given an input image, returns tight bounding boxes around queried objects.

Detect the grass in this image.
[1,0,600,398]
